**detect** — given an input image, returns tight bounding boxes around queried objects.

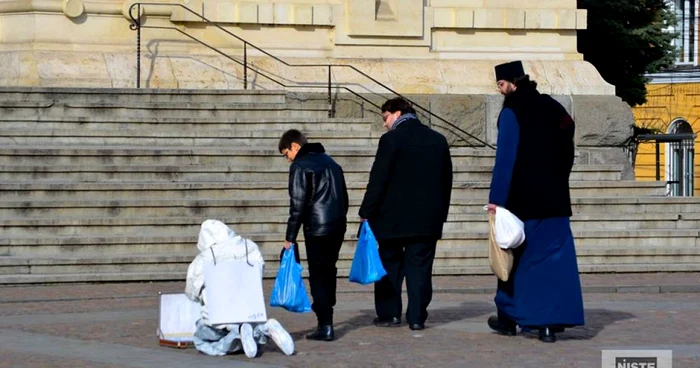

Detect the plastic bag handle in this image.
[279,243,301,264]
[356,221,366,239]
[244,239,253,267]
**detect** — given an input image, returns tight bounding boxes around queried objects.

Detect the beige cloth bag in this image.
[488,212,514,281]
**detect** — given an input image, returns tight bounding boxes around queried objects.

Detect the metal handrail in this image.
[127,3,493,148]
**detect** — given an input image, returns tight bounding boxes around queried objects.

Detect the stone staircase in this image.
[1,87,699,283]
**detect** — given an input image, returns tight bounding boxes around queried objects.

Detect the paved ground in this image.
[1,273,700,368]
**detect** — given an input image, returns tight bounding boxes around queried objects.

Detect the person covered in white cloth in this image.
[185,219,295,358]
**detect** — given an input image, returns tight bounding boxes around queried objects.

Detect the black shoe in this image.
[487,315,517,336]
[409,323,425,331]
[538,328,557,343]
[306,325,334,341]
[373,317,402,327]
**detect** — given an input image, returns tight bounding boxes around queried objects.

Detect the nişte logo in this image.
[602,350,671,368]
[615,357,658,368]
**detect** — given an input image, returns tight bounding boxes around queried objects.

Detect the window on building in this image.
[665,118,695,196]
[672,0,698,65]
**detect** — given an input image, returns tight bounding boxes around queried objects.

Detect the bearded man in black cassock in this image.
[486,61,585,343]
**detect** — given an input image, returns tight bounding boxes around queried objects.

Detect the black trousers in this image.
[374,237,437,325]
[303,230,345,326]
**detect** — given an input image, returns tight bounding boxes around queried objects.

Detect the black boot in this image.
[373,317,402,327]
[487,315,517,336]
[306,324,334,341]
[538,327,557,343]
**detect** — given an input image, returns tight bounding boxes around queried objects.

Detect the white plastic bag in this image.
[484,206,525,249]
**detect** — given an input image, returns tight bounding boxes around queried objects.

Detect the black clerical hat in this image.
[495,61,525,82]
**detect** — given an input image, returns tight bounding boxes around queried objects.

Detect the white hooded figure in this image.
[185,219,294,358]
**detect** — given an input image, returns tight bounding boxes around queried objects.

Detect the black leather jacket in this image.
[285,143,348,242]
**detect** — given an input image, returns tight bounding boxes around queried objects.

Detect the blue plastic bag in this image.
[269,244,312,313]
[349,222,387,284]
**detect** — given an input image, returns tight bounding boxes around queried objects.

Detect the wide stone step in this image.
[3,246,699,266]
[0,129,379,147]
[0,164,624,182]
[3,212,699,237]
[0,116,374,132]
[0,196,698,218]
[0,101,330,119]
[6,261,700,284]
[2,248,700,283]
[2,230,698,256]
[0,146,498,166]
[0,263,700,284]
[0,271,212,284]
[0,180,666,199]
[0,87,287,104]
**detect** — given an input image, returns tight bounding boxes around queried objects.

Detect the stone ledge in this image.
[171,2,334,26]
[0,51,616,96]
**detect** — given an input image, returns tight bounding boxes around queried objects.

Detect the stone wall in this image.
[0,0,612,94]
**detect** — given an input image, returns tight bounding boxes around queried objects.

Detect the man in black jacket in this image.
[279,129,349,342]
[359,97,453,331]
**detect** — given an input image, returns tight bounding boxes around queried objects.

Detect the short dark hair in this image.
[278,129,308,153]
[381,97,416,115]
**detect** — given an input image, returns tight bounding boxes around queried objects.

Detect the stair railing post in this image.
[328,65,333,118]
[655,141,661,181]
[128,3,142,89]
[243,42,248,90]
[428,101,432,128]
[137,4,141,88]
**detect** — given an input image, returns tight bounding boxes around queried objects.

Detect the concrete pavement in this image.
[1,274,699,368]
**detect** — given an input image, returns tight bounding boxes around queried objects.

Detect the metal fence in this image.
[636,133,696,196]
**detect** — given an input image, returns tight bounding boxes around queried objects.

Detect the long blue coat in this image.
[489,108,585,328]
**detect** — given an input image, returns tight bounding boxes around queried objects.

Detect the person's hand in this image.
[486,204,497,214]
[284,241,293,249]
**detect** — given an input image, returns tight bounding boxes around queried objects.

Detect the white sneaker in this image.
[265,318,294,356]
[240,323,257,358]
